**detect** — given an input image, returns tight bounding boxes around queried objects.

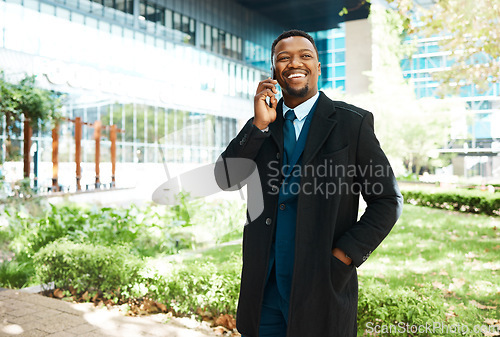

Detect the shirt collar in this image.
[282,92,320,122]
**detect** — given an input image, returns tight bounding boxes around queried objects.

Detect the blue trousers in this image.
[246,263,289,337]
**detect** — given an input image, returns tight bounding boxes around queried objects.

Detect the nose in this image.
[288,55,303,67]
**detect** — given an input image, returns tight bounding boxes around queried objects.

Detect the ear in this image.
[318,62,321,76]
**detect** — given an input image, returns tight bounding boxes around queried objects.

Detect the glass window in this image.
[316,39,327,51]
[334,37,344,49]
[181,15,189,32]
[335,80,345,90]
[400,58,410,71]
[104,0,114,8]
[224,33,231,57]
[85,16,98,28]
[427,43,439,53]
[237,37,242,59]
[418,58,425,69]
[199,23,205,48]
[212,27,218,53]
[205,24,211,50]
[40,3,55,14]
[71,12,85,24]
[164,9,172,28]
[111,24,122,36]
[319,53,331,65]
[56,6,71,19]
[335,65,345,77]
[427,56,442,68]
[24,0,39,11]
[232,35,237,58]
[99,21,110,32]
[173,12,181,30]
[335,51,345,63]
[322,66,332,78]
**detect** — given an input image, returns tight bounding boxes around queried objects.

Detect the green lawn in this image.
[192,204,499,336]
[361,205,499,308]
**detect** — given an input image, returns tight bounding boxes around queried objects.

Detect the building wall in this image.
[345,18,372,95]
[0,0,290,190]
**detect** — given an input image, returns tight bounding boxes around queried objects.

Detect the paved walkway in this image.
[0,289,218,337]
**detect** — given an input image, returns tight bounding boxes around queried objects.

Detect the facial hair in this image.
[283,82,309,98]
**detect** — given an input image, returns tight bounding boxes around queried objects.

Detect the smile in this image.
[287,73,306,79]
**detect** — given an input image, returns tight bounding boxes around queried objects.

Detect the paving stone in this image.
[2,313,41,325]
[48,331,77,337]
[0,313,17,324]
[77,330,112,337]
[33,308,61,319]
[11,319,43,332]
[44,312,86,326]
[0,291,216,337]
[18,328,48,336]
[64,323,97,335]
[0,322,23,334]
[38,323,69,334]
[7,307,38,317]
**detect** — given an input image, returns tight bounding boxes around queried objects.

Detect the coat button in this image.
[271,185,278,192]
[276,152,280,159]
[279,203,285,210]
[265,218,272,226]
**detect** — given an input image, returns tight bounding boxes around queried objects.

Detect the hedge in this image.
[401,189,500,216]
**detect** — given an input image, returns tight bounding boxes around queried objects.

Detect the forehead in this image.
[274,36,315,55]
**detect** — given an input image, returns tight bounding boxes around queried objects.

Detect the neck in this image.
[283,90,318,109]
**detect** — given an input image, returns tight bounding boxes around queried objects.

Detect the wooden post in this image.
[110,124,117,187]
[75,117,82,191]
[94,120,101,188]
[23,120,32,179]
[52,123,59,191]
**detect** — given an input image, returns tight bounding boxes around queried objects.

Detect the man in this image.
[214,30,403,337]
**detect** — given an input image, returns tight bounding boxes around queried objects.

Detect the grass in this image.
[361,205,499,308]
[193,204,500,335]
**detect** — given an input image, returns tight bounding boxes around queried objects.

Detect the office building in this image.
[0,0,370,190]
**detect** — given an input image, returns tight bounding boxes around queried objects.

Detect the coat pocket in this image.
[330,254,355,293]
[318,145,349,161]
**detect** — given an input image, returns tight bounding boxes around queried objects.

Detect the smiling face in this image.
[272,36,321,107]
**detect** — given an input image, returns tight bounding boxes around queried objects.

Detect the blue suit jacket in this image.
[267,100,317,302]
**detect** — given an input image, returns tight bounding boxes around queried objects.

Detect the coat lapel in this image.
[302,92,338,165]
[269,98,284,154]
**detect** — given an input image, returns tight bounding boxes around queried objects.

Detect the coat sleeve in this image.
[335,111,403,267]
[214,118,270,190]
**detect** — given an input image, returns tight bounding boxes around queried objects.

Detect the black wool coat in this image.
[214,91,403,337]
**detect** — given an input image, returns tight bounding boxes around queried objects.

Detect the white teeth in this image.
[288,73,305,79]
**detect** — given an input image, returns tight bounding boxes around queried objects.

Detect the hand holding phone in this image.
[253,77,278,130]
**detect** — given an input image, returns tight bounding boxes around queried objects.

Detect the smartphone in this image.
[268,67,276,108]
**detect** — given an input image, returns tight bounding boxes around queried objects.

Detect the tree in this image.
[325,4,464,176]
[0,71,62,164]
[387,0,500,95]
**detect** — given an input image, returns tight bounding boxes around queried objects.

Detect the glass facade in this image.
[0,0,284,188]
[400,37,500,141]
[309,25,346,91]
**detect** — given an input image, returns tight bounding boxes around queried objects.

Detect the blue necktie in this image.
[283,109,297,165]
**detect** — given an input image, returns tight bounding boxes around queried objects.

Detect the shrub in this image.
[8,203,193,259]
[33,239,141,294]
[358,282,447,336]
[401,189,500,216]
[0,260,34,288]
[133,256,242,317]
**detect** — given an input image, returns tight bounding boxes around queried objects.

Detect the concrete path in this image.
[0,289,218,337]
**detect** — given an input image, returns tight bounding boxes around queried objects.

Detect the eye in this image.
[278,56,290,61]
[303,54,312,58]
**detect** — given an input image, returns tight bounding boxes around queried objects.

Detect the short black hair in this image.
[271,29,319,64]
